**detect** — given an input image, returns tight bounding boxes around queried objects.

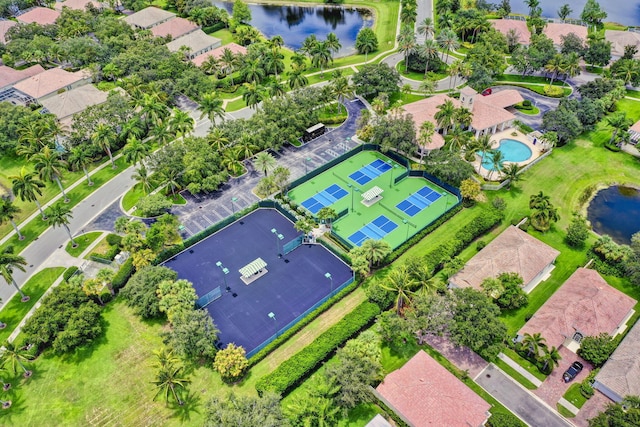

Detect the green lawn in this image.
[557,403,576,418]
[0,268,65,343]
[395,62,449,82]
[563,383,588,409]
[501,348,548,382]
[494,358,537,390]
[287,150,458,249]
[121,184,146,212]
[65,232,102,258]
[494,81,572,97]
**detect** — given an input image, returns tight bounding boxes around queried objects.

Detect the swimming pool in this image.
[480,139,532,171]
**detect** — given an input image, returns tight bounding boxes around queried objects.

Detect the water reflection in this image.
[587,186,640,245]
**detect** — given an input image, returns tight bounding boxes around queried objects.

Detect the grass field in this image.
[65,232,102,257]
[287,151,458,249]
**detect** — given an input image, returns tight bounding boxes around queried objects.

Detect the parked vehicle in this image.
[562,361,584,383]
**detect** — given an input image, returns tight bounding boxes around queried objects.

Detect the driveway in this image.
[490,85,561,130]
[476,364,573,427]
[534,347,592,408]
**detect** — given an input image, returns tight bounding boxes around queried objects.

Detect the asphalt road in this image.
[476,364,573,427]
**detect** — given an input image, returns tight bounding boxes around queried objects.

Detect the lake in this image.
[587,186,640,245]
[510,0,640,27]
[212,1,373,57]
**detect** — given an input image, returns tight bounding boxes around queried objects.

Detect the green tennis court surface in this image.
[288,151,459,249]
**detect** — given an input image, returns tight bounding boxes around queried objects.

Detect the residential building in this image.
[150,16,198,39]
[16,7,61,26]
[606,30,640,59]
[40,84,108,129]
[0,64,45,92]
[13,68,91,102]
[191,42,248,67]
[0,19,17,45]
[166,29,221,59]
[490,20,587,47]
[123,6,175,29]
[54,0,103,11]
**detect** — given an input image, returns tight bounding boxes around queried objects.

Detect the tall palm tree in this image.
[417,17,435,39]
[46,202,77,248]
[241,57,266,84]
[120,116,146,142]
[0,198,23,240]
[310,41,333,77]
[139,93,170,129]
[291,51,307,69]
[253,152,277,176]
[266,78,286,98]
[360,239,391,269]
[167,108,194,138]
[242,82,265,110]
[434,99,456,134]
[475,134,493,173]
[201,55,221,76]
[521,332,546,359]
[331,76,353,113]
[234,135,259,161]
[325,32,341,54]
[67,146,94,186]
[605,111,632,145]
[488,149,505,179]
[151,123,174,147]
[529,191,550,209]
[417,39,439,77]
[397,25,416,71]
[91,123,117,169]
[1,341,33,378]
[419,78,436,96]
[529,198,559,232]
[0,250,29,302]
[152,349,190,406]
[437,28,459,62]
[207,128,229,151]
[199,92,226,124]
[545,54,566,85]
[503,163,521,189]
[287,66,309,90]
[219,48,238,84]
[10,167,47,220]
[378,265,416,315]
[301,34,318,58]
[32,146,69,203]
[447,127,469,152]
[0,362,12,391]
[417,121,436,164]
[540,345,562,373]
[132,165,154,195]
[448,59,463,91]
[122,137,150,166]
[452,106,473,130]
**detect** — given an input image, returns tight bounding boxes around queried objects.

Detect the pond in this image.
[212,1,373,57]
[587,186,640,245]
[510,1,640,27]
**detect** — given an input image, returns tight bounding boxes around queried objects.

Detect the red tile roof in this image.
[13,68,89,100]
[490,19,531,45]
[191,42,248,67]
[0,64,45,89]
[376,350,490,427]
[519,268,636,348]
[54,0,102,11]
[150,16,198,39]
[450,225,559,291]
[543,23,588,46]
[16,7,60,26]
[0,20,17,44]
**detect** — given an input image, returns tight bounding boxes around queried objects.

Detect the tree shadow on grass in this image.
[56,314,112,365]
[168,390,202,423]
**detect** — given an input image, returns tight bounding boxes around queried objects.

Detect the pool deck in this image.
[472,128,545,181]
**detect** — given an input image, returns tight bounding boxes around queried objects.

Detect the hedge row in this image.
[249,278,360,367]
[63,266,79,282]
[112,257,135,291]
[255,301,381,396]
[423,207,504,269]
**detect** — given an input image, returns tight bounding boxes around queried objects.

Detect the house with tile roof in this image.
[375,350,491,427]
[166,29,221,59]
[123,6,175,29]
[150,16,198,39]
[593,320,640,402]
[517,268,635,352]
[490,19,531,45]
[16,7,61,25]
[449,225,559,293]
[40,85,108,128]
[491,20,587,48]
[0,64,45,91]
[191,42,248,67]
[0,19,17,44]
[605,30,640,59]
[13,68,91,102]
[54,0,103,11]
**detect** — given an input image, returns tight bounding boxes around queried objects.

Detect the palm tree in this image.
[201,55,221,76]
[475,134,493,173]
[437,28,459,62]
[417,17,435,39]
[503,163,521,189]
[122,137,150,166]
[0,198,23,241]
[265,50,286,79]
[291,51,307,69]
[241,57,266,84]
[540,345,562,373]
[287,66,309,90]
[417,121,436,163]
[132,165,154,195]
[316,207,337,227]
[266,78,286,98]
[254,152,277,176]
[46,202,77,248]
[234,135,259,161]
[151,123,174,147]
[32,146,69,203]
[310,41,332,77]
[167,108,194,138]
[139,93,170,129]
[417,39,439,77]
[0,362,12,391]
[447,127,469,152]
[448,59,463,91]
[434,99,456,134]
[242,82,264,110]
[397,25,416,71]
[10,167,47,220]
[529,191,550,210]
[220,48,238,84]
[563,52,581,83]
[91,123,117,169]
[452,106,473,130]
[199,92,225,125]
[488,149,505,180]
[521,332,546,359]
[325,32,341,54]
[419,78,436,96]
[301,34,318,58]
[529,198,559,232]
[545,54,566,85]
[152,349,190,406]
[355,28,377,62]
[360,239,391,269]
[207,128,229,151]
[120,117,146,142]
[378,265,416,315]
[67,146,94,186]
[0,250,29,302]
[1,341,33,378]
[331,76,353,113]
[605,112,632,145]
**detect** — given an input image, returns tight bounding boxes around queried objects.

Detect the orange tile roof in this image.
[54,0,102,11]
[543,23,588,46]
[16,7,60,25]
[479,89,524,109]
[0,64,45,89]
[630,120,640,133]
[519,268,636,348]
[13,68,88,99]
[376,350,490,427]
[490,19,531,45]
[450,225,560,291]
[0,20,17,44]
[150,17,198,39]
[191,42,248,66]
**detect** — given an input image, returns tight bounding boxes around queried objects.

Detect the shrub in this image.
[120,265,177,318]
[492,197,506,211]
[487,412,527,427]
[63,266,79,281]
[255,302,381,396]
[578,333,616,367]
[543,85,564,97]
[522,99,532,107]
[476,240,486,251]
[136,193,172,217]
[565,214,590,248]
[111,257,135,291]
[106,234,122,247]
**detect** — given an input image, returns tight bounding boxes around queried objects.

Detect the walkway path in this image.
[497,352,543,387]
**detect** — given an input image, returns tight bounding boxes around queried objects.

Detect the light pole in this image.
[305,157,311,175]
[402,219,410,241]
[231,197,238,216]
[216,261,230,291]
[389,163,399,188]
[268,312,277,337]
[348,186,360,212]
[325,272,333,294]
[443,192,450,214]
[271,228,284,257]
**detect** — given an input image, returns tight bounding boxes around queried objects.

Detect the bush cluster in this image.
[255,302,381,396]
[112,257,135,291]
[63,266,79,282]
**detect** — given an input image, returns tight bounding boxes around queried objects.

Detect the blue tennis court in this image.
[347,215,398,246]
[300,183,349,214]
[396,187,443,217]
[348,159,393,185]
